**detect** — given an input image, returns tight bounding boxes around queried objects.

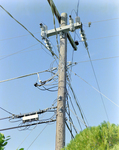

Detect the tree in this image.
[0,133,24,150]
[0,133,10,150]
[62,122,119,150]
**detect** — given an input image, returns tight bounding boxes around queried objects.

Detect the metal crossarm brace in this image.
[47,23,81,37]
[47,0,78,50]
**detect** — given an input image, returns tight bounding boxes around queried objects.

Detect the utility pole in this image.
[56,13,67,150]
[41,1,88,149]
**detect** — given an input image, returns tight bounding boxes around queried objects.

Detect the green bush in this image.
[62,122,119,150]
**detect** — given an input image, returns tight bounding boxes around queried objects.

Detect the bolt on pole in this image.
[55,13,67,150]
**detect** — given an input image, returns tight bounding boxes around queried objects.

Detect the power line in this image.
[0,106,14,115]
[73,55,119,64]
[69,69,119,108]
[67,90,82,130]
[27,124,48,150]
[66,118,80,133]
[26,113,56,149]
[0,43,39,60]
[87,52,109,121]
[0,116,12,121]
[68,107,88,128]
[0,5,57,58]
[65,121,74,139]
[0,32,40,41]
[87,18,119,24]
[0,67,57,83]
[0,17,118,42]
[16,113,47,149]
[84,42,109,121]
[86,35,119,41]
[76,0,80,16]
[0,119,56,132]
[68,81,88,128]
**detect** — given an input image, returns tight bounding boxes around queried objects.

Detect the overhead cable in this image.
[66,96,73,139]
[66,108,77,134]
[86,35,119,41]
[87,18,119,24]
[86,49,109,121]
[72,55,119,65]
[76,0,80,16]
[66,118,80,133]
[0,119,56,132]
[68,107,88,128]
[16,113,47,149]
[26,113,56,149]
[0,5,57,58]
[66,91,82,131]
[0,116,12,121]
[65,121,74,139]
[0,32,40,41]
[0,106,14,115]
[68,82,88,127]
[0,67,57,83]
[69,69,119,108]
[0,43,39,60]
[0,18,118,42]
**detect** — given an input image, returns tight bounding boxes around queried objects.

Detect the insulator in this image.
[69,15,75,32]
[41,31,47,39]
[40,25,48,39]
[75,16,80,24]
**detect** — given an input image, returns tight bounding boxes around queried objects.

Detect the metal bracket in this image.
[59,32,65,39]
[59,107,63,113]
[58,96,62,101]
[47,23,81,38]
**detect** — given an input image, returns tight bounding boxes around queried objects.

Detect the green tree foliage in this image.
[0,133,24,150]
[0,133,10,150]
[62,122,119,150]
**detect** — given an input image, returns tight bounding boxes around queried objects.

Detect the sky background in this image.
[0,0,119,149]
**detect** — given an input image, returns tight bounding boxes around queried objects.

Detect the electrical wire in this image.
[65,121,74,139]
[0,17,118,42]
[77,0,80,16]
[26,124,48,150]
[86,18,119,24]
[26,113,56,150]
[71,55,119,65]
[67,81,88,127]
[50,0,60,53]
[0,119,56,132]
[66,91,82,130]
[0,67,57,83]
[0,5,57,58]
[16,113,47,149]
[37,86,58,92]
[87,50,109,121]
[66,97,73,139]
[86,35,119,41]
[68,107,88,128]
[0,116,12,121]
[0,43,39,60]
[69,69,119,108]
[66,118,80,133]
[0,106,14,115]
[0,32,40,41]
[9,118,22,123]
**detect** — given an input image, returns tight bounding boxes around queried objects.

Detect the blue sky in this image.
[0,0,119,149]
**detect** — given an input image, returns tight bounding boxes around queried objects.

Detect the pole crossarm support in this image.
[47,0,78,50]
[47,23,81,37]
[12,106,57,119]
